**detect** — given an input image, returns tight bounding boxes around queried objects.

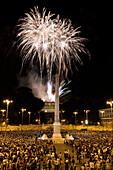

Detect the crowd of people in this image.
[65,130,113,169]
[0,129,112,169]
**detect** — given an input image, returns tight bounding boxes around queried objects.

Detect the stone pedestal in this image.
[52,122,64,143]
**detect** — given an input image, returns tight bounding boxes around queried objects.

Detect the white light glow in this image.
[61,41,66,48]
[85,120,88,125]
[43,43,47,50]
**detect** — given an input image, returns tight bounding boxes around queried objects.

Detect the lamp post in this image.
[21,108,26,125]
[73,111,78,124]
[60,110,65,121]
[84,110,90,125]
[106,100,113,131]
[0,109,6,131]
[3,99,13,124]
[0,109,6,121]
[99,110,105,130]
[28,112,31,124]
[100,110,104,118]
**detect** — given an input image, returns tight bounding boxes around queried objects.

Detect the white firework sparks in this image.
[59,80,71,98]
[47,81,55,102]
[46,80,71,102]
[17,6,89,80]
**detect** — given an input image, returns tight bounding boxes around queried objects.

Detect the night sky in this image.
[0,1,112,122]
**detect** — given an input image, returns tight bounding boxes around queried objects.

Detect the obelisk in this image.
[52,72,63,143]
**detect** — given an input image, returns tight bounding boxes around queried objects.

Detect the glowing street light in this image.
[60,110,65,121]
[28,111,31,124]
[0,109,6,121]
[73,111,78,124]
[3,99,13,124]
[84,110,90,125]
[100,110,104,118]
[0,109,6,131]
[21,108,26,125]
[1,109,6,116]
[106,100,113,131]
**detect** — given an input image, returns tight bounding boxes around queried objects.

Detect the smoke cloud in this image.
[18,71,49,101]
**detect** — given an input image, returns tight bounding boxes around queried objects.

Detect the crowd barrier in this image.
[0,124,112,131]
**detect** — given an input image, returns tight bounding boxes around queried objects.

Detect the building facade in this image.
[41,102,55,113]
[41,102,55,124]
[99,108,113,127]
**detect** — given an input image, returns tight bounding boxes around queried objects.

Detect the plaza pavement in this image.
[55,143,82,170]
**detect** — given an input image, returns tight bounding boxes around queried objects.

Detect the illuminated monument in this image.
[41,74,64,142]
[52,73,64,143]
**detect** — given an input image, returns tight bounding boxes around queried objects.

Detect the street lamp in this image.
[3,99,13,124]
[100,110,104,118]
[106,100,113,131]
[60,110,65,121]
[73,111,78,124]
[28,112,31,124]
[0,109,6,121]
[21,108,26,125]
[84,110,90,125]
[99,110,105,127]
[0,109,6,131]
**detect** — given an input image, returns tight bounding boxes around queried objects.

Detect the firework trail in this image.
[17,6,89,81]
[59,80,71,98]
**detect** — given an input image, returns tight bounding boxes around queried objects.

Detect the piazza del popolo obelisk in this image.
[52,73,64,143]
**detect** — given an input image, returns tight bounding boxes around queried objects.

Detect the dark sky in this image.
[0,1,112,104]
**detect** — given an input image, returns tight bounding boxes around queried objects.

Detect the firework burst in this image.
[17,6,89,81]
